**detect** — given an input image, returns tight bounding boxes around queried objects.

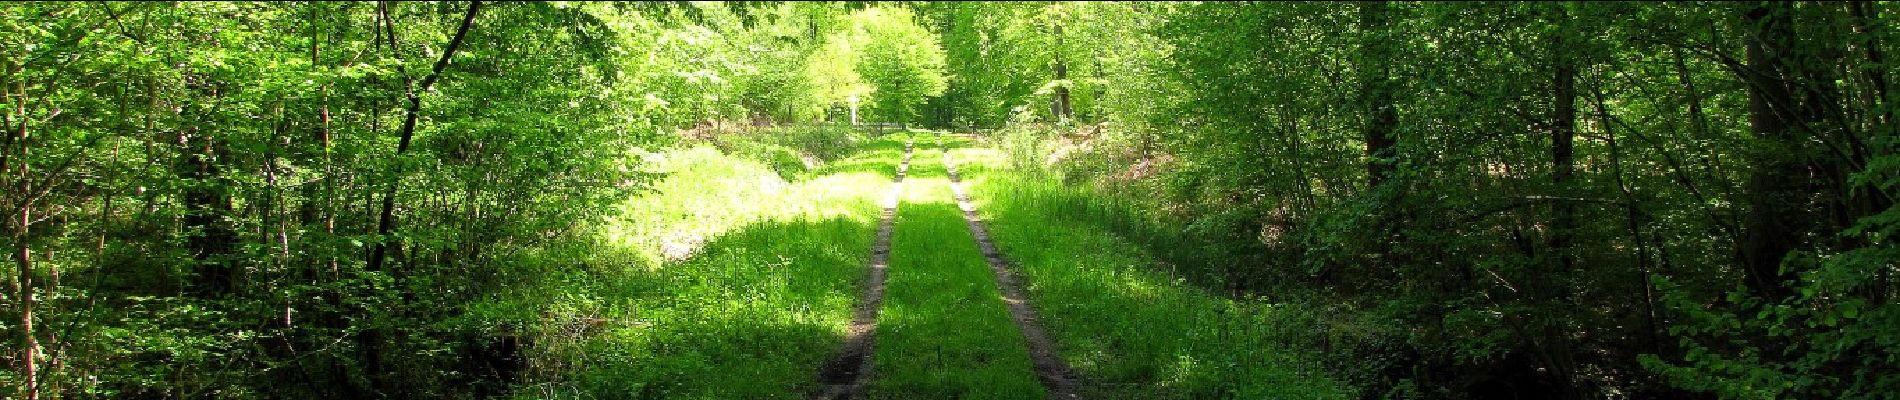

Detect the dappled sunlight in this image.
[23,0,1882,397]
[540,212,882,398]
[603,139,902,268]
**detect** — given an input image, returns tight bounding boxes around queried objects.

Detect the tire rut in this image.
[940,137,1083,399]
[812,139,913,400]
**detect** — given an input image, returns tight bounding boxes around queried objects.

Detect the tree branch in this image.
[418,2,480,93]
[369,0,481,273]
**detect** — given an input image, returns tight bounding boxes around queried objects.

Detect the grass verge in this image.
[486,132,912,399]
[949,136,1357,399]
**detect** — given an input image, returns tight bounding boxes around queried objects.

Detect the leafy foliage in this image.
[6,1,1896,399]
[956,1,1900,399]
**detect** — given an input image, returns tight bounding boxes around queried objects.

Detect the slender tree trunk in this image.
[1549,4,1577,274]
[366,0,481,273]
[9,65,40,400]
[1853,1,1892,132]
[181,84,236,296]
[1849,0,1895,301]
[1359,0,1398,188]
[1051,23,1072,122]
[360,3,481,395]
[1542,6,1582,398]
[1592,81,1667,358]
[1091,50,1107,124]
[16,214,34,400]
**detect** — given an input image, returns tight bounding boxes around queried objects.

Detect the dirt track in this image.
[941,136,1081,399]
[812,140,912,400]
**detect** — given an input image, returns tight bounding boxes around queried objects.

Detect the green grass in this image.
[866,136,1046,400]
[484,130,1349,399]
[603,136,908,267]
[493,132,915,399]
[948,137,1357,400]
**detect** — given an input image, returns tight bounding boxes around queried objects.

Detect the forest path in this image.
[813,132,1078,400]
[812,139,913,399]
[939,135,1082,398]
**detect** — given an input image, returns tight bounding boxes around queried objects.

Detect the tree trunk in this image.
[367,0,482,273]
[1591,79,1670,354]
[1852,1,1892,133]
[1051,23,1072,122]
[360,2,481,395]
[1091,49,1107,124]
[1549,4,1577,275]
[15,215,34,400]
[14,156,38,400]
[9,64,40,400]
[1541,6,1582,399]
[1359,1,1398,188]
[1842,1,1896,233]
[180,84,237,296]
[1739,2,1811,301]
[1849,0,1896,301]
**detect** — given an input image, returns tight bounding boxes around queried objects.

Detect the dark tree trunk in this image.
[1853,1,1892,133]
[1739,2,1816,301]
[367,0,481,273]
[1359,1,1398,188]
[1549,6,1577,275]
[1849,0,1896,301]
[181,98,237,296]
[1541,6,1582,399]
[360,2,481,396]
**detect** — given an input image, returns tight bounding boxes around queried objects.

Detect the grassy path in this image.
[941,137,1081,398]
[514,134,907,399]
[545,130,1347,399]
[861,134,1045,399]
[813,139,913,399]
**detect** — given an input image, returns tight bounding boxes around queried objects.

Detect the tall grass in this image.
[950,139,1355,399]
[486,132,912,399]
